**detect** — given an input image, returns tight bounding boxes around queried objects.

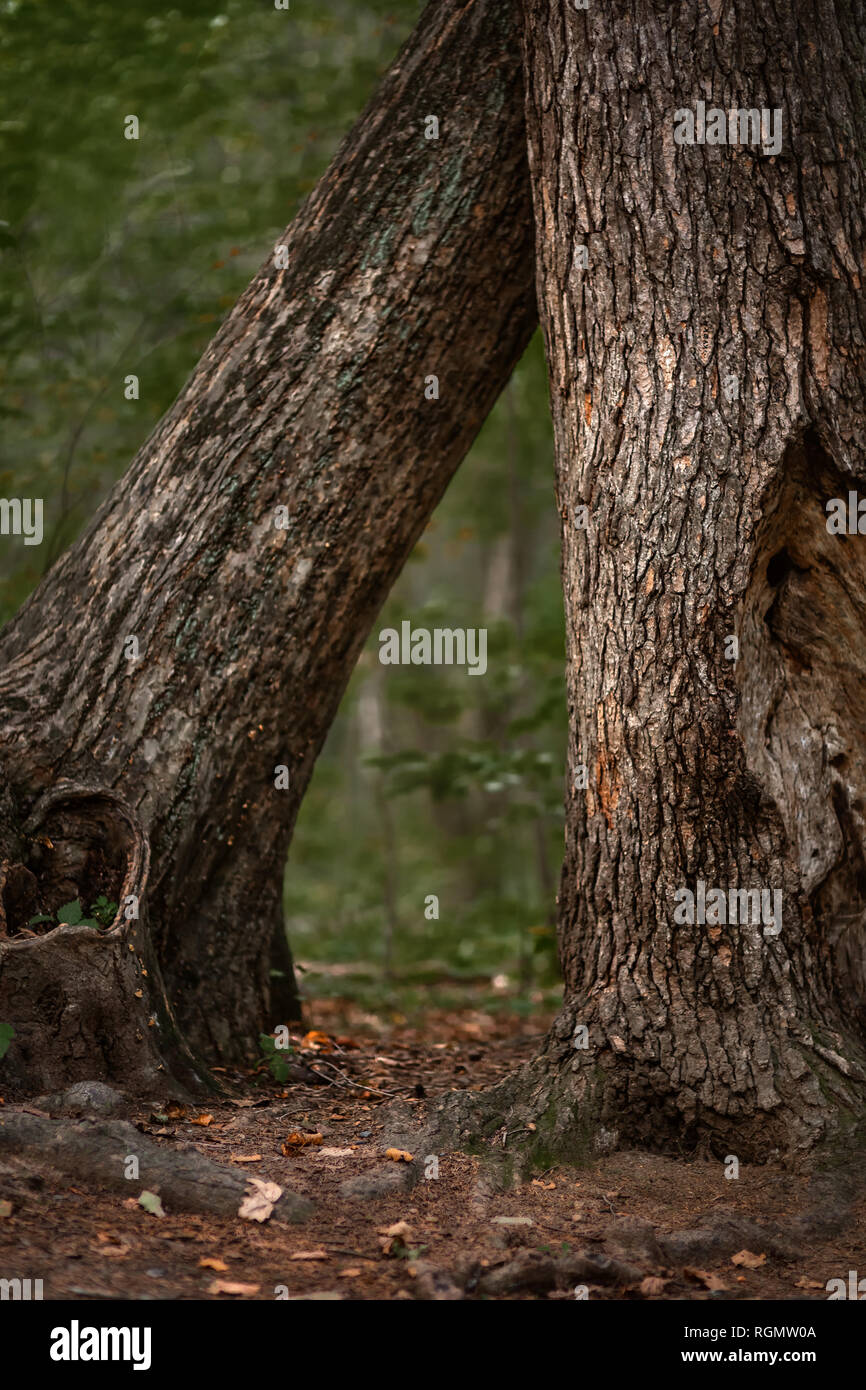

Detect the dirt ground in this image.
[0,998,862,1302]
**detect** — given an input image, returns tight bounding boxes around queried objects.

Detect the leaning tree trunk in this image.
[0,0,536,1093]
[517,0,866,1160]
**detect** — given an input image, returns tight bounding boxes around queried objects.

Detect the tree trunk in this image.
[0,0,536,1093]
[518,0,866,1159]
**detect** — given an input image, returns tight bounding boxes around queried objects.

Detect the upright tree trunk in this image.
[0,0,536,1092]
[520,0,866,1159]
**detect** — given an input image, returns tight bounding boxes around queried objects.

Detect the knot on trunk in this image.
[0,781,149,942]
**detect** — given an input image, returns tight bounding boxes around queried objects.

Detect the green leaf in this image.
[89,897,118,928]
[0,1023,15,1060]
[268,1055,291,1082]
[27,913,56,925]
[57,899,83,925]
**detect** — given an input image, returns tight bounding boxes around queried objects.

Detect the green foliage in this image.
[258,1032,296,1083]
[89,895,119,928]
[0,0,422,622]
[28,896,117,930]
[285,335,565,1010]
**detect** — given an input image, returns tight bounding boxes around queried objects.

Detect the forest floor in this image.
[0,994,862,1302]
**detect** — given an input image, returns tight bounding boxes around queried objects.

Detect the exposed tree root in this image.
[402,1121,863,1300]
[385,1019,866,1187]
[0,1109,313,1224]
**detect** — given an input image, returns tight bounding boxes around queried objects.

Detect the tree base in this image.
[405,1014,866,1178]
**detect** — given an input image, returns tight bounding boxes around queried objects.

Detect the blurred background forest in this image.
[0,0,565,1020]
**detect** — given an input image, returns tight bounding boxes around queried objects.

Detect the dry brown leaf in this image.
[0,1200,12,1218]
[97,1244,130,1258]
[531,1179,556,1190]
[230,1154,262,1163]
[282,1131,323,1153]
[639,1276,668,1296]
[190,1114,214,1126]
[378,1219,412,1255]
[385,1148,413,1163]
[301,1030,334,1052]
[794,1276,824,1290]
[317,1147,354,1158]
[339,1267,362,1278]
[290,1250,329,1261]
[683,1266,729,1291]
[238,1177,283,1222]
[199,1257,229,1272]
[731,1249,766,1269]
[208,1279,261,1297]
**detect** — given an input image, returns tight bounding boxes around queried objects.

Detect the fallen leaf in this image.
[385,1148,413,1163]
[639,1276,668,1296]
[208,1279,260,1296]
[230,1154,262,1163]
[379,1220,412,1254]
[0,1199,12,1218]
[290,1250,329,1261]
[531,1179,556,1190]
[794,1276,824,1290]
[731,1249,766,1269]
[301,1030,334,1052]
[97,1245,130,1259]
[190,1114,214,1126]
[199,1257,229,1272]
[339,1267,362,1278]
[683,1266,729,1291]
[138,1191,165,1218]
[238,1177,282,1223]
[282,1131,323,1153]
[317,1147,354,1158]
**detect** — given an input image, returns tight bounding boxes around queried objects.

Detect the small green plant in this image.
[28,896,118,931]
[258,1032,296,1083]
[89,895,119,928]
[0,1023,15,1061]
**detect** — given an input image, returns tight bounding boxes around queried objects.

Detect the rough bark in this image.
[519,0,866,1159]
[0,0,536,1091]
